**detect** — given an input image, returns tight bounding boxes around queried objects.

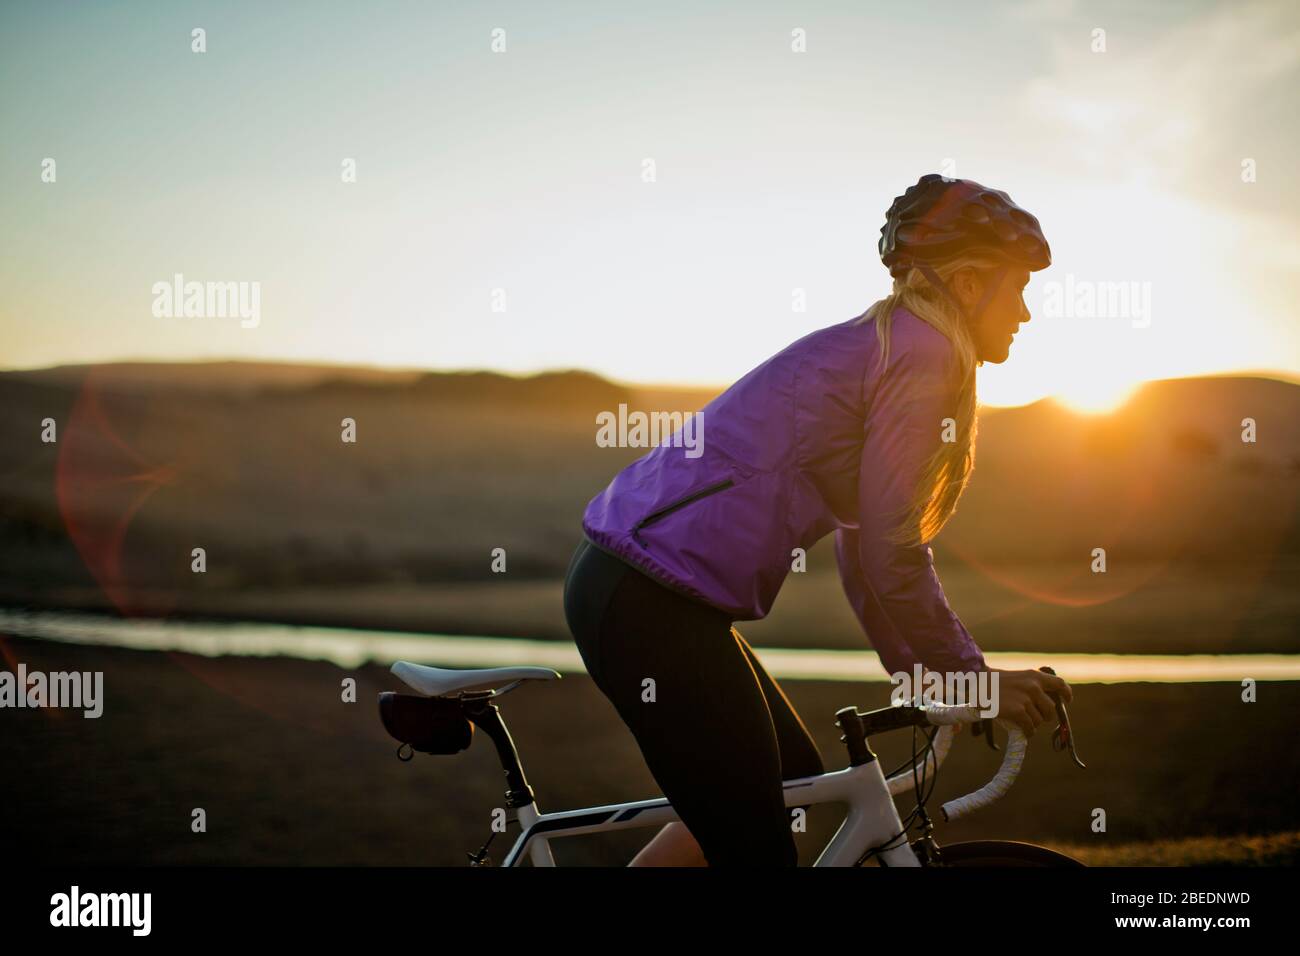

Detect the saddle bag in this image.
[378,691,474,755]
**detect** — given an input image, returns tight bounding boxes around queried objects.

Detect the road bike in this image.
[378,659,1087,866]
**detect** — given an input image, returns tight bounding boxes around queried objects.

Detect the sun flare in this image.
[1052,379,1143,415]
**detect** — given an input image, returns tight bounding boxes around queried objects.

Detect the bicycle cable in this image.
[857,722,941,865]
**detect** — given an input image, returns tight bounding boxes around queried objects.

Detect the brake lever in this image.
[1038,666,1086,769]
[971,717,1000,751]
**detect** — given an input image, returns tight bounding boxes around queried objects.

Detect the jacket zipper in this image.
[632,478,735,549]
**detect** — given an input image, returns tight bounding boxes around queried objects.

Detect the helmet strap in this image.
[969,264,1008,327]
[914,261,1007,328]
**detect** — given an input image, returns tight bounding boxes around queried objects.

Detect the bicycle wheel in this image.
[934,840,1085,867]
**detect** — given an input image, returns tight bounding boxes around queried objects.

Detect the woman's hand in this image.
[984,667,1072,738]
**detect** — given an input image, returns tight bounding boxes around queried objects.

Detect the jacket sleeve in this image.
[834,327,987,678]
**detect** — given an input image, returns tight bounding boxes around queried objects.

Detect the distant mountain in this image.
[406,368,632,409]
[4,360,427,396]
[2,360,728,415]
[949,374,1300,562]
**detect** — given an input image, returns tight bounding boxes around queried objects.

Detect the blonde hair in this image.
[855,253,1006,547]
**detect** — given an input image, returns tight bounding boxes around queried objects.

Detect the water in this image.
[2,607,1296,683]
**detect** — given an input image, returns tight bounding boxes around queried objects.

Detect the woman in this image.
[563,173,1074,867]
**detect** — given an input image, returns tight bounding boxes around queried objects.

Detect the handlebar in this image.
[939,725,1027,821]
[875,676,1083,821]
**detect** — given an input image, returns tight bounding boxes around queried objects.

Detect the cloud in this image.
[1020,0,1300,179]
[1002,0,1080,23]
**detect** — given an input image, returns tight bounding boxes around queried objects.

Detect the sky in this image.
[2,0,1298,410]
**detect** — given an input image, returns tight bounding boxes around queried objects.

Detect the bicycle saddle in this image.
[391,660,561,697]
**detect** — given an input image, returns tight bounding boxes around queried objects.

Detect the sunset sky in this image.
[3,0,1298,410]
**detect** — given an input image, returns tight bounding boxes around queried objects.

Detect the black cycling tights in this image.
[563,536,825,867]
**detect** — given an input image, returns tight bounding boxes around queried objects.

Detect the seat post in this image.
[462,695,535,809]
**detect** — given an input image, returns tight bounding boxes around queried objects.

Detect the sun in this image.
[1052,379,1142,415]
[978,344,1150,414]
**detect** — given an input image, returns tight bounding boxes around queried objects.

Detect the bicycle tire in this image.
[932,839,1085,867]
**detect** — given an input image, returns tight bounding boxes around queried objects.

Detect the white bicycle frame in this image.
[498,704,1027,868]
[385,662,1028,868]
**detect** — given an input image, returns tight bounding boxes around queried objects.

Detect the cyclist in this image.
[563,173,1074,867]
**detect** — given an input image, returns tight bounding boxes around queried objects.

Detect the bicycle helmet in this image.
[879,173,1051,279]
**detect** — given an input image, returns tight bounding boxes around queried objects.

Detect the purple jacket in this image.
[581,306,987,677]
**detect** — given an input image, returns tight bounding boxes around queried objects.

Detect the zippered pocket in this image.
[631,478,735,549]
